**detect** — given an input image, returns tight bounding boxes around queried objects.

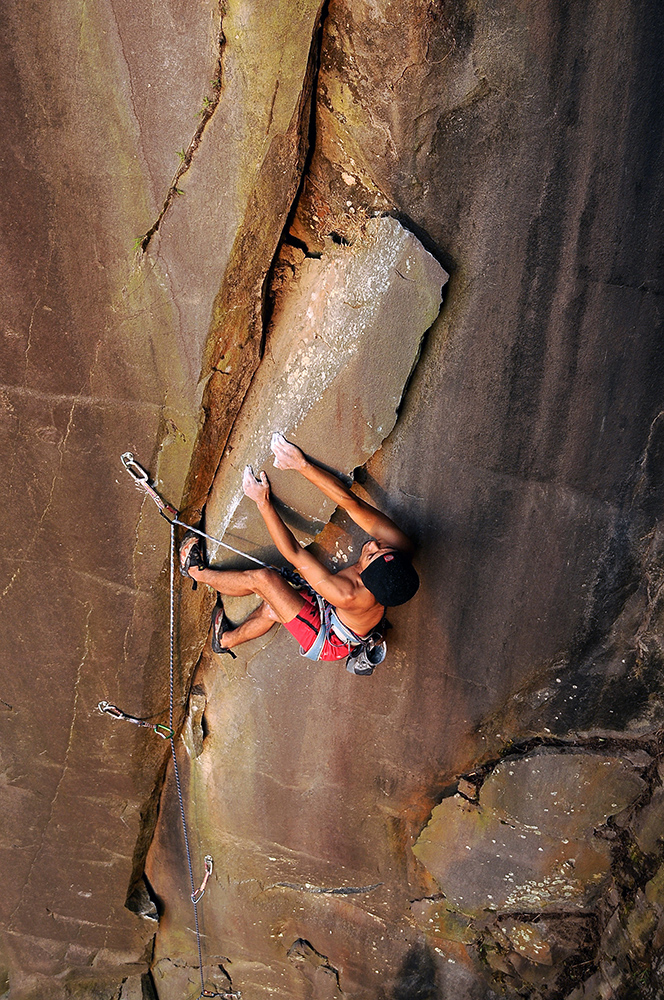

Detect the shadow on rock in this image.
[391,942,438,1000]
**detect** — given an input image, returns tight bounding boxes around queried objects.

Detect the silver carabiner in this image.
[121,452,150,486]
[191,855,214,903]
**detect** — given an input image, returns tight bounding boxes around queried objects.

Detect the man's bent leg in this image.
[222,601,279,649]
[189,565,256,596]
[190,566,305,623]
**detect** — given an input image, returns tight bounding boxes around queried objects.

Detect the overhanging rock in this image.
[205,215,448,569]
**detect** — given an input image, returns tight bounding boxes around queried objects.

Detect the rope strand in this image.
[168,521,238,999]
[99,458,241,1000]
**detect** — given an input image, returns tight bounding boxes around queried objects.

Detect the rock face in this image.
[2,0,664,999]
[414,750,646,914]
[205,215,447,566]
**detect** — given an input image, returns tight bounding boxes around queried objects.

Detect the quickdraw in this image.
[192,855,214,903]
[97,701,174,740]
[120,452,178,519]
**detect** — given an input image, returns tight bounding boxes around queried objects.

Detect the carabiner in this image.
[191,855,214,903]
[121,452,179,518]
[121,452,149,485]
[153,723,174,740]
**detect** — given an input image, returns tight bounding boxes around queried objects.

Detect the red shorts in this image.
[283,593,353,661]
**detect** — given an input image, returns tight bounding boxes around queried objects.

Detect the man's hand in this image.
[271,432,307,472]
[243,465,270,506]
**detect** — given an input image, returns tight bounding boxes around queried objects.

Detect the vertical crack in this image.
[179,0,330,519]
[7,601,94,930]
[136,1,227,253]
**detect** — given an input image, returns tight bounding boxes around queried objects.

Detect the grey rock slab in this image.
[645,860,664,909]
[412,793,612,916]
[410,898,477,944]
[624,889,658,958]
[481,750,646,841]
[631,786,664,855]
[500,918,553,966]
[205,215,447,567]
[119,974,158,1000]
[413,753,644,917]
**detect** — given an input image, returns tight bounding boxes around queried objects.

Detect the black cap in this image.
[360,551,419,607]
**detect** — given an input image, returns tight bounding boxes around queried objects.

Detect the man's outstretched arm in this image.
[270,433,414,554]
[242,466,356,603]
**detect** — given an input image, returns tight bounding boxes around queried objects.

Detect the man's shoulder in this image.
[331,586,382,615]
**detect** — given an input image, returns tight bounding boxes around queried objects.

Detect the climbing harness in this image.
[97,456,242,1000]
[299,593,387,675]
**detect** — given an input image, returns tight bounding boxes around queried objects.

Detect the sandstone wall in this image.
[1,0,663,998]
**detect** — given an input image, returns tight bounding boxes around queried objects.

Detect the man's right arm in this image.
[242,464,357,604]
[271,433,414,554]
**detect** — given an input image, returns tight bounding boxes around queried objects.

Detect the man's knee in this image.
[251,567,284,596]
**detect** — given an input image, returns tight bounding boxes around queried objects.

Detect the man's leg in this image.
[221,601,280,649]
[188,564,305,625]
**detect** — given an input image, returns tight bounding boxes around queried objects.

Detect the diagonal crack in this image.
[136,1,227,254]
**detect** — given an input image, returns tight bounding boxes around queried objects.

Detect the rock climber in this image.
[179,433,419,671]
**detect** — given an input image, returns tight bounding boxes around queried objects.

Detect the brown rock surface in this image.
[205,215,446,571]
[413,750,645,916]
[2,0,664,997]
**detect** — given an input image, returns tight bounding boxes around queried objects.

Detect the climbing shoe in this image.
[211,602,236,658]
[179,529,205,590]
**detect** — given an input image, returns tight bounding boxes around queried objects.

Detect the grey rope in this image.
[167,520,239,1000]
[120,452,306,593]
[168,520,205,995]
[170,515,270,568]
[99,456,241,1000]
[121,451,270,567]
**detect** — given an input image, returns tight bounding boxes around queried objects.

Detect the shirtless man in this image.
[180,433,419,667]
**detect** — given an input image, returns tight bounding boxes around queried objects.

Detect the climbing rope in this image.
[166,518,235,1000]
[121,452,271,567]
[97,456,242,1000]
[121,452,307,591]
